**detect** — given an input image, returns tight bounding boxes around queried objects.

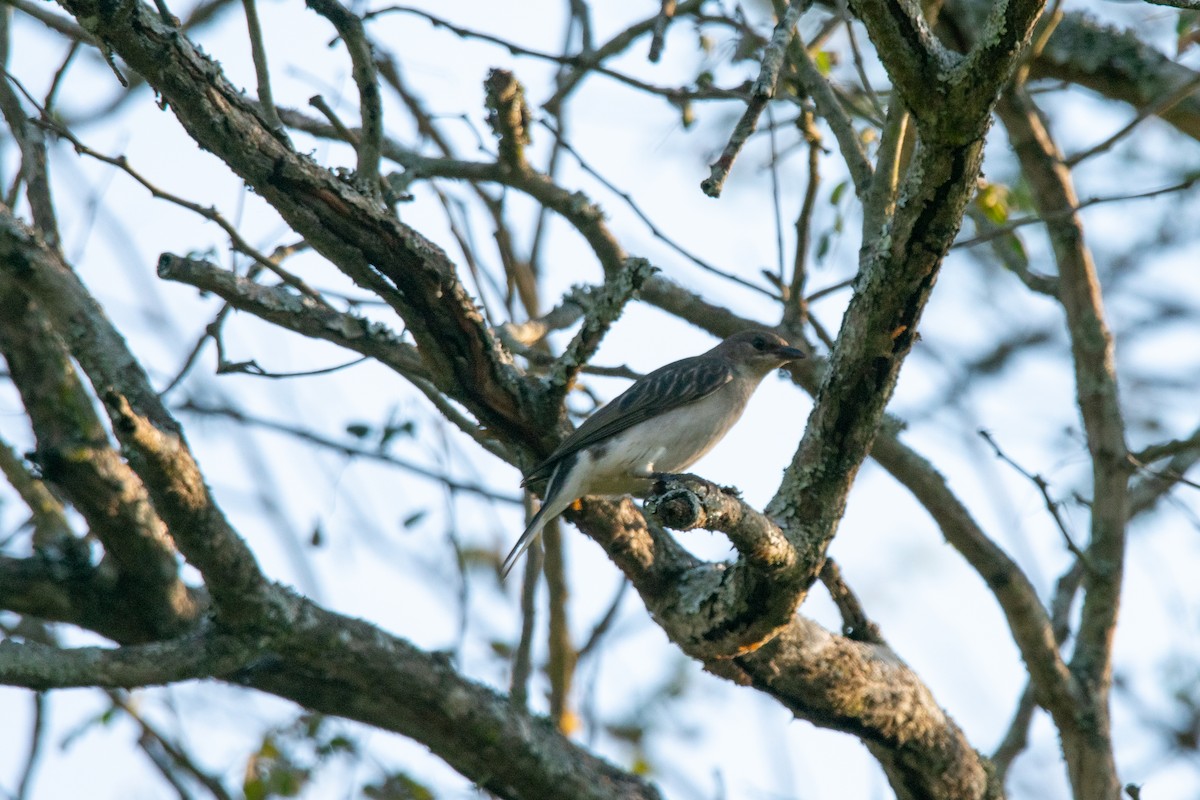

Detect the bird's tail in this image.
[500,502,554,579]
[502,457,578,579]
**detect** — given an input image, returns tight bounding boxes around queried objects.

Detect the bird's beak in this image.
[774,345,806,361]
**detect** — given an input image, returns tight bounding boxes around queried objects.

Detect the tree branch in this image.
[1030,12,1200,143]
[846,0,950,124]
[306,0,383,194]
[0,625,248,689]
[54,0,540,458]
[998,84,1128,800]
[0,207,271,627]
[0,274,198,639]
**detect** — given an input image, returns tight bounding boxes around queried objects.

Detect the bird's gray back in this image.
[523,354,734,485]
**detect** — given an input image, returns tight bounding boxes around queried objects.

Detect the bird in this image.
[501,329,806,577]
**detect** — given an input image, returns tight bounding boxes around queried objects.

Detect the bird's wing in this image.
[523,355,734,484]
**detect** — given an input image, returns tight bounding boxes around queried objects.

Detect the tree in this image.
[2,0,1199,798]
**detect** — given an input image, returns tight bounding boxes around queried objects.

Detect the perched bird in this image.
[501,329,805,577]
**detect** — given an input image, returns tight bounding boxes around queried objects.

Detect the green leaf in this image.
[814,50,834,76]
[363,772,437,800]
[830,180,848,206]
[975,182,1011,224]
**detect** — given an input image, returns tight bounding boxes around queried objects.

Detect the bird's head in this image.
[717,330,807,376]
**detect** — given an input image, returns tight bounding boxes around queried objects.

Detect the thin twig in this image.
[2,0,97,44]
[1143,0,1200,11]
[786,12,872,197]
[43,40,81,112]
[177,399,520,504]
[8,87,325,301]
[509,504,542,709]
[540,119,778,298]
[308,0,383,197]
[216,355,368,379]
[819,558,884,644]
[804,277,853,304]
[0,71,60,248]
[576,579,629,662]
[648,0,676,62]
[701,0,807,198]
[242,0,284,132]
[787,104,822,316]
[978,429,1092,566]
[369,4,729,110]
[1067,74,1200,166]
[14,691,47,800]
[109,692,234,800]
[953,175,1200,250]
[837,0,885,119]
[767,103,786,291]
[309,94,357,144]
[1132,427,1200,466]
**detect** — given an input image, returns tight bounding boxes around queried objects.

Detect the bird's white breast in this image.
[572,384,752,496]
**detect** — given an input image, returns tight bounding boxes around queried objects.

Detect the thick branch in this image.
[0,626,249,689]
[998,86,1127,800]
[1030,12,1200,143]
[567,498,996,799]
[157,253,427,380]
[732,619,996,800]
[846,0,949,123]
[945,0,1046,131]
[0,207,270,627]
[644,474,796,573]
[0,268,197,638]
[245,593,663,800]
[0,553,207,644]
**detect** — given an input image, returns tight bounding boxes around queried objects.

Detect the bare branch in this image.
[1030,12,1200,143]
[847,0,949,123]
[0,72,59,247]
[818,558,884,645]
[484,68,532,173]
[645,473,797,574]
[1066,74,1200,166]
[648,0,676,62]
[0,436,72,547]
[0,627,249,689]
[240,0,283,132]
[0,280,197,638]
[998,84,1128,800]
[544,258,657,403]
[109,691,235,800]
[0,209,271,626]
[176,398,520,504]
[306,0,383,195]
[789,21,873,196]
[700,0,807,198]
[157,254,425,379]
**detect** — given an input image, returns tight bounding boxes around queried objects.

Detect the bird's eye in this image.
[752,336,767,351]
